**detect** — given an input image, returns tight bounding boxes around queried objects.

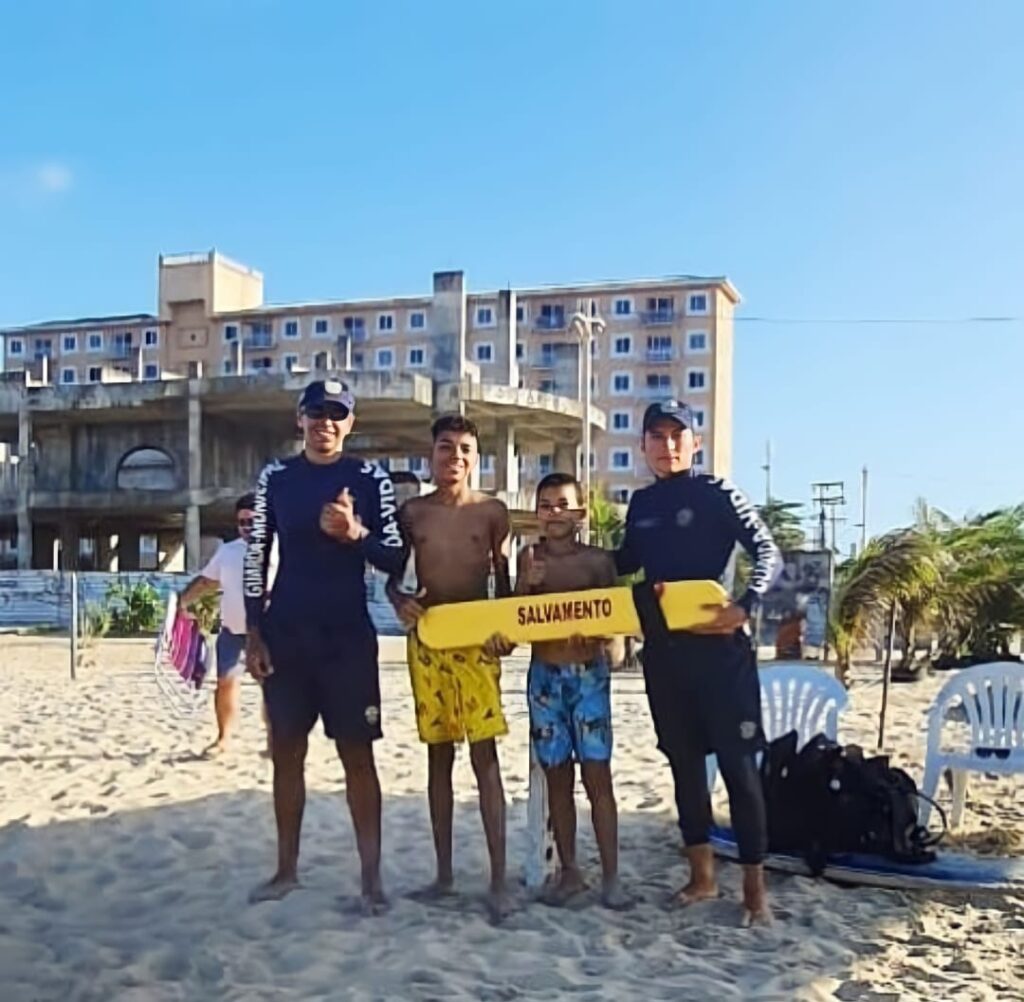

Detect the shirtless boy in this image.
[494,472,628,909]
[387,414,512,922]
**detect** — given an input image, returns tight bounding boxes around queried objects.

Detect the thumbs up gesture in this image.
[320,487,368,544]
[524,543,547,591]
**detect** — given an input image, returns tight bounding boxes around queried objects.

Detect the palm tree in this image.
[758,499,807,551]
[588,491,627,550]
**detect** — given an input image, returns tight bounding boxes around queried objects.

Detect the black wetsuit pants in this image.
[641,630,768,865]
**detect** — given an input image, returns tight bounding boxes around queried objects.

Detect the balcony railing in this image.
[533,315,566,331]
[243,333,275,349]
[641,384,675,398]
[640,309,676,325]
[645,348,674,363]
[110,344,135,360]
[341,326,368,344]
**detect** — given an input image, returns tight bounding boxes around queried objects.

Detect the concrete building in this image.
[0,251,739,571]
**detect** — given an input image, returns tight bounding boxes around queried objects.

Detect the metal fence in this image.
[0,570,404,635]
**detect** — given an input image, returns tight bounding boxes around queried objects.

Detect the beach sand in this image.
[0,635,1021,1002]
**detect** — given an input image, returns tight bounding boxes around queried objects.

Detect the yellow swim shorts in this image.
[407,630,508,745]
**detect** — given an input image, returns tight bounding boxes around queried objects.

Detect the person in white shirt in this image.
[179,493,269,756]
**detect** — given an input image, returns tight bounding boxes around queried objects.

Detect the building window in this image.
[352,352,364,367]
[515,342,524,360]
[694,449,705,468]
[409,311,426,330]
[139,534,159,571]
[687,368,708,391]
[85,333,102,352]
[63,334,78,353]
[344,316,366,338]
[313,317,331,337]
[61,367,77,385]
[611,372,632,394]
[377,313,394,333]
[409,456,427,476]
[647,334,672,360]
[222,359,236,375]
[284,320,300,339]
[611,449,632,470]
[408,347,426,368]
[613,298,632,316]
[249,356,273,372]
[688,293,709,315]
[687,331,709,353]
[475,306,495,328]
[8,338,23,356]
[539,379,555,393]
[282,354,300,373]
[538,304,565,329]
[612,336,632,357]
[612,411,631,432]
[692,407,707,429]
[376,348,394,369]
[143,363,159,381]
[611,488,630,504]
[475,343,494,363]
[481,455,495,474]
[515,304,526,324]
[644,297,674,323]
[539,455,552,476]
[88,366,102,383]
[144,329,159,348]
[646,373,672,392]
[223,325,238,343]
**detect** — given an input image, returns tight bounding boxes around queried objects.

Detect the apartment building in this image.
[1,250,739,502]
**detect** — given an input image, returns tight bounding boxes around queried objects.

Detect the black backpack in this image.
[760,731,945,875]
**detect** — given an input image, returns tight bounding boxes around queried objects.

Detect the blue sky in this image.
[2,1,1023,548]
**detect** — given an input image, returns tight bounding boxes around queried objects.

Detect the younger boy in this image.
[497,472,629,909]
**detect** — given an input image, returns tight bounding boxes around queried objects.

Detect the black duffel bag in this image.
[760,731,946,875]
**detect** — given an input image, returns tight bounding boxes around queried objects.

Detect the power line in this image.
[737,315,1021,326]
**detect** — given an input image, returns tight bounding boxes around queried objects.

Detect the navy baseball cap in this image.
[642,399,696,433]
[298,378,355,416]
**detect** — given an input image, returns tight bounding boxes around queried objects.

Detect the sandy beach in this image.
[0,635,1021,1002]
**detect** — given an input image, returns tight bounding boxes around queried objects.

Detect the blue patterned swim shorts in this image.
[528,656,613,767]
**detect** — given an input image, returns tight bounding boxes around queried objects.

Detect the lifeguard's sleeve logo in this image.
[710,476,781,596]
[244,460,284,599]
[516,596,614,627]
[360,461,404,549]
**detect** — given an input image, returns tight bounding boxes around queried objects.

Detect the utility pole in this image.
[811,481,846,553]
[762,439,772,505]
[569,299,605,544]
[859,466,869,551]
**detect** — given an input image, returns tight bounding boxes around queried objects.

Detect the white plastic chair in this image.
[707,663,849,791]
[919,662,1024,829]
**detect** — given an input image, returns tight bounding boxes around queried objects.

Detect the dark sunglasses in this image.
[303,404,348,422]
[237,517,254,528]
[975,746,1011,760]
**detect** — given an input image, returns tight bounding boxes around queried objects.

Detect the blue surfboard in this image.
[710,824,1024,892]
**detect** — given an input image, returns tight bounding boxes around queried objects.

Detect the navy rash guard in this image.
[243,453,406,636]
[616,472,781,615]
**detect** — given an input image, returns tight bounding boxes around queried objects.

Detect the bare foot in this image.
[740,903,774,928]
[538,868,588,908]
[485,884,512,925]
[202,740,227,759]
[600,876,634,911]
[740,865,770,927]
[360,887,390,917]
[248,873,300,903]
[671,878,719,907]
[407,879,458,903]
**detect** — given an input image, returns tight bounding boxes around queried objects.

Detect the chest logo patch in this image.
[676,508,695,528]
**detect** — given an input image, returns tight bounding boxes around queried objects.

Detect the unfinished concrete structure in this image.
[0,369,595,572]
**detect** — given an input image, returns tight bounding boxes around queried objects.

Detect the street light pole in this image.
[570,300,605,544]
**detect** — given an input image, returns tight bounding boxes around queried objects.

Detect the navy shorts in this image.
[262,620,382,744]
[215,630,247,680]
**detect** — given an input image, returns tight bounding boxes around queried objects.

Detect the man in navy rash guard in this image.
[616,400,781,927]
[244,378,406,911]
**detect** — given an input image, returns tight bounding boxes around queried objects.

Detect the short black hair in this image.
[236,493,256,512]
[431,413,479,442]
[536,472,584,507]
